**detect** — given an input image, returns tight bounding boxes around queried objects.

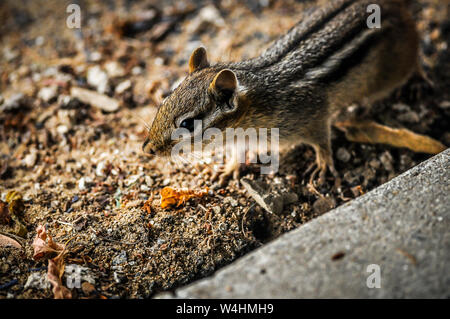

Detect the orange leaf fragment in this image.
[160,187,209,209]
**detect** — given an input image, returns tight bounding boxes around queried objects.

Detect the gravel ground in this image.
[0,0,449,299]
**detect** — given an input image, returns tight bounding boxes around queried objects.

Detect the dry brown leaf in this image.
[31,226,72,298]
[0,200,10,224]
[143,199,152,214]
[0,233,22,249]
[143,192,154,214]
[47,253,72,299]
[32,225,65,260]
[160,187,209,209]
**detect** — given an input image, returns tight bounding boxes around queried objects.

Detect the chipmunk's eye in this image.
[180,118,195,132]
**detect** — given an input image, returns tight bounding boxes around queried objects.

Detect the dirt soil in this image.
[0,0,449,299]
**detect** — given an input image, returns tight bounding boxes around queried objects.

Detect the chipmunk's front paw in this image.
[305,161,325,190]
[211,160,242,188]
[305,148,340,194]
[306,163,339,195]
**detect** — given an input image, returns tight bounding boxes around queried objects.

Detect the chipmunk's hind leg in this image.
[335,120,447,154]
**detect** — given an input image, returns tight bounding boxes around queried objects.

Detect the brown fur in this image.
[143,0,427,184]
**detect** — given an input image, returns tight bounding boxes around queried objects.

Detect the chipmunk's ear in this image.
[210,69,238,111]
[210,69,237,94]
[188,47,209,74]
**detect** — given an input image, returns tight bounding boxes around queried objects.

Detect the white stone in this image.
[57,125,69,135]
[96,161,106,177]
[87,65,109,93]
[104,61,125,78]
[187,5,225,34]
[115,80,131,94]
[131,66,143,75]
[89,51,102,62]
[145,176,154,187]
[23,150,37,168]
[125,175,140,186]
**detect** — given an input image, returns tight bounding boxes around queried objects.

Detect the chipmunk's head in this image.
[143,47,246,156]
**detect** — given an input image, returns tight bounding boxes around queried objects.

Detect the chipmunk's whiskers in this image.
[130,113,151,131]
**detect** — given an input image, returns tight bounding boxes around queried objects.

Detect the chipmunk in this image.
[143,0,446,187]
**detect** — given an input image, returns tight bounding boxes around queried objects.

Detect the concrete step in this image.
[157,149,449,298]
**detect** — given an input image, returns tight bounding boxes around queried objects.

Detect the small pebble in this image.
[131,66,143,75]
[125,174,140,186]
[89,51,102,62]
[38,86,58,102]
[115,80,132,94]
[23,151,37,168]
[187,5,225,34]
[104,61,125,78]
[397,111,420,123]
[439,101,450,109]
[313,196,336,215]
[112,251,127,266]
[35,36,45,46]
[78,177,92,190]
[87,66,109,94]
[57,125,69,135]
[223,197,238,207]
[96,161,106,177]
[379,151,394,172]
[0,93,26,112]
[145,176,154,187]
[392,103,410,112]
[336,147,351,162]
[369,159,381,170]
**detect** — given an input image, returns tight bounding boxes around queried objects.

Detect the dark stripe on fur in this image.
[229,0,358,70]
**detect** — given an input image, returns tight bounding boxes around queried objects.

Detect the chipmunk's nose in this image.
[142,138,156,155]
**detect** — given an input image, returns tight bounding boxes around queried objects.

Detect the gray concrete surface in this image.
[158,149,450,298]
